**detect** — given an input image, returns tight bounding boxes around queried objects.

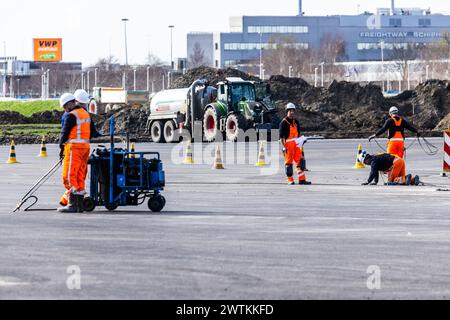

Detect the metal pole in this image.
[81,72,85,90]
[151,81,154,93]
[162,74,165,91]
[167,71,171,89]
[262,69,265,81]
[169,25,174,69]
[426,64,429,80]
[320,62,324,87]
[381,41,385,92]
[122,18,129,66]
[407,61,411,90]
[94,68,98,87]
[289,66,293,78]
[87,70,90,94]
[259,32,263,79]
[16,78,19,98]
[133,68,136,91]
[314,67,318,87]
[46,69,50,99]
[146,66,150,92]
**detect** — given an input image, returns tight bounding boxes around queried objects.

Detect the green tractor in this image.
[202,77,280,141]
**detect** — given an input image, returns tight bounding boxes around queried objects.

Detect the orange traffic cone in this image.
[354,144,366,169]
[6,140,18,164]
[130,142,136,159]
[255,141,267,166]
[38,136,48,157]
[212,145,225,170]
[183,141,194,164]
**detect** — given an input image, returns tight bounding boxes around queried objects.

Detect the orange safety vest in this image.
[284,118,299,142]
[67,108,91,145]
[390,116,404,141]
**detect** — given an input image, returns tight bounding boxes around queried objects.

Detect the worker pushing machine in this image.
[58,93,100,213]
[279,103,311,185]
[369,106,420,159]
[359,150,421,186]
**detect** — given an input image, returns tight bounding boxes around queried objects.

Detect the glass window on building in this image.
[389,18,402,27]
[419,19,431,27]
[247,25,308,34]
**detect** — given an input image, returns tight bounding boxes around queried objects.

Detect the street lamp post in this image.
[16,78,20,98]
[46,69,50,99]
[168,25,174,69]
[146,66,150,92]
[380,40,385,93]
[314,67,318,87]
[94,68,98,87]
[87,70,90,94]
[133,68,137,91]
[320,62,324,87]
[122,18,129,66]
[81,72,85,90]
[259,32,263,79]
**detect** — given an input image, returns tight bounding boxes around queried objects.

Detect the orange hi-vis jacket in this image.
[390,117,404,141]
[67,108,91,147]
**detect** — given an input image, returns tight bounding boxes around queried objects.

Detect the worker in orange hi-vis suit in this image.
[369,106,420,159]
[279,103,311,185]
[58,93,100,213]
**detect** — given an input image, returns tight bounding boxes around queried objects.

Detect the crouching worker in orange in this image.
[279,103,311,185]
[359,150,421,186]
[369,106,420,159]
[58,93,100,213]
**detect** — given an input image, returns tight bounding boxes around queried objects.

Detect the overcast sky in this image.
[1,0,449,66]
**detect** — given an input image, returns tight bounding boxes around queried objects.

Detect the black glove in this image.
[368,135,376,142]
[59,146,64,160]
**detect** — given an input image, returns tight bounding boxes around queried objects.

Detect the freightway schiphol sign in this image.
[360,31,442,39]
[33,38,62,62]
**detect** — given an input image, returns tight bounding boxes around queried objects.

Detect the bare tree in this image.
[389,43,422,84]
[188,42,207,68]
[262,35,313,78]
[145,53,163,67]
[315,33,347,81]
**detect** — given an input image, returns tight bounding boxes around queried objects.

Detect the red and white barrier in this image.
[444,127,450,176]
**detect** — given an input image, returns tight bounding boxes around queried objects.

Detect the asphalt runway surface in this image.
[0,138,449,299]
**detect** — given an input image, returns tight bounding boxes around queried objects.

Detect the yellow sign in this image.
[33,38,62,62]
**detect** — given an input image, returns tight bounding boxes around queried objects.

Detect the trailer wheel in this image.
[203,107,220,142]
[163,120,177,143]
[83,197,96,212]
[150,121,165,143]
[225,113,247,142]
[148,195,165,212]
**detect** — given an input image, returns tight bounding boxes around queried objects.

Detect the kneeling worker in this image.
[279,103,311,185]
[359,150,420,186]
[58,93,99,213]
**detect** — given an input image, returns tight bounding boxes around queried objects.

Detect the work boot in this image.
[57,194,78,213]
[405,174,412,186]
[288,181,295,185]
[413,175,421,186]
[385,182,399,186]
[298,181,312,185]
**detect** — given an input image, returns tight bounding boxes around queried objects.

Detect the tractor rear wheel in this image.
[82,197,96,212]
[203,107,220,142]
[225,113,247,142]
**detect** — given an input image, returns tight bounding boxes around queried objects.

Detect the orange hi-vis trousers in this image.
[61,144,90,198]
[285,141,306,183]
[387,157,406,184]
[387,139,405,159]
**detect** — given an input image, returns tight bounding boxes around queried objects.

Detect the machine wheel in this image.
[83,197,96,212]
[88,99,97,114]
[105,203,118,211]
[150,121,165,143]
[225,113,247,142]
[163,120,177,143]
[203,107,220,142]
[148,195,166,213]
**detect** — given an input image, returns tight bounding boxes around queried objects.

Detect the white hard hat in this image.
[59,93,76,107]
[389,106,399,114]
[74,89,90,104]
[286,102,297,111]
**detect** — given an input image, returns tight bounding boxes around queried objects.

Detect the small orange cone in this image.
[354,144,366,169]
[182,141,194,164]
[130,142,136,159]
[255,141,267,166]
[212,145,225,170]
[38,136,48,157]
[6,140,18,164]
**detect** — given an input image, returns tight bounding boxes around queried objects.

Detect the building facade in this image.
[187,6,450,71]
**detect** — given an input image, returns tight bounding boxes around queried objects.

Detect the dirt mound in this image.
[0,111,29,124]
[171,66,260,88]
[96,106,150,140]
